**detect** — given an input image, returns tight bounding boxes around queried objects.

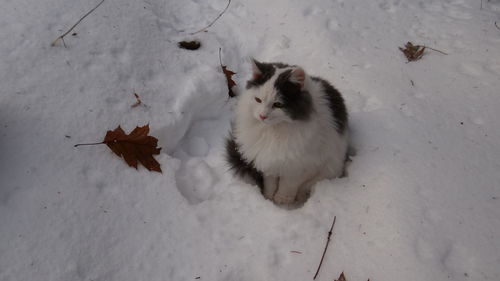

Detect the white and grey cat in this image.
[226,59,348,204]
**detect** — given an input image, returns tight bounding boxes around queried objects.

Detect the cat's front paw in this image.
[273,194,296,204]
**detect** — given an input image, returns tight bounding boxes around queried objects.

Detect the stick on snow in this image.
[313,216,337,280]
[52,0,105,47]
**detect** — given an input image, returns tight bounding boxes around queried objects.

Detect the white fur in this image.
[233,66,348,204]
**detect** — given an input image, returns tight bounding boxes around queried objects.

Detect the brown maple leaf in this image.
[104,125,162,172]
[219,48,237,98]
[399,41,425,62]
[75,125,162,173]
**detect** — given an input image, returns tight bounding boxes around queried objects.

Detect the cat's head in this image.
[244,59,313,125]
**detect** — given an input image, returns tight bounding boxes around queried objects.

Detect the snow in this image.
[1,0,500,280]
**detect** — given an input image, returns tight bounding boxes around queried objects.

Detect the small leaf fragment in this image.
[335,272,347,281]
[219,48,237,98]
[222,65,237,97]
[131,93,142,108]
[399,41,426,62]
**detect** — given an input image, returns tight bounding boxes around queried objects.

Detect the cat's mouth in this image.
[258,117,273,124]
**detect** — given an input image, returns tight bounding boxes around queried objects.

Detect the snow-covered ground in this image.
[1,0,500,280]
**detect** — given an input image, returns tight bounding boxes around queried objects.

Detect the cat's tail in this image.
[225,134,264,189]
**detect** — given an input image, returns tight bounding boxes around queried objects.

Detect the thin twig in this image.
[190,0,231,35]
[74,142,104,147]
[313,216,337,280]
[423,46,448,55]
[52,0,105,47]
[219,48,223,67]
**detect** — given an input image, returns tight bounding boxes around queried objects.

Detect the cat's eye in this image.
[255,97,262,103]
[273,102,283,108]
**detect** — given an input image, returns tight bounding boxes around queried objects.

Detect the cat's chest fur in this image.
[235,115,323,175]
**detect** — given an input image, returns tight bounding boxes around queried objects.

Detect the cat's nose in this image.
[259,114,268,120]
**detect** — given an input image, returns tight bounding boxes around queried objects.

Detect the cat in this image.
[226,59,348,204]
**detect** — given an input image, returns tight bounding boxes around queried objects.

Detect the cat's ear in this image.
[251,58,263,79]
[290,67,306,88]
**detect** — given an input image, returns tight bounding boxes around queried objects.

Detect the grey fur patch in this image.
[245,61,294,89]
[312,76,348,134]
[246,61,275,89]
[225,133,264,188]
[274,70,313,121]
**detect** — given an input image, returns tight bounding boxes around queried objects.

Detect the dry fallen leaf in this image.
[219,48,237,98]
[222,65,236,97]
[104,125,162,172]
[399,41,425,62]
